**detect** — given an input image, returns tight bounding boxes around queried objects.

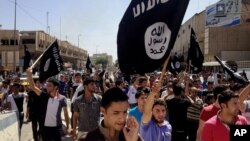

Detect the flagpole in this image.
[159,52,172,85]
[30,39,57,69]
[188,60,191,74]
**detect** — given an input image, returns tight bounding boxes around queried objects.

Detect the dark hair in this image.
[101,87,128,109]
[205,93,214,104]
[81,73,89,81]
[12,83,20,87]
[33,78,39,83]
[135,87,149,99]
[207,81,214,85]
[153,99,166,109]
[115,80,123,87]
[173,84,184,96]
[213,85,228,100]
[218,90,239,107]
[47,78,60,86]
[83,77,95,86]
[138,77,147,84]
[230,84,244,92]
[75,72,81,77]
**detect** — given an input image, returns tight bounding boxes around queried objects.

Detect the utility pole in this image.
[78,34,81,48]
[60,17,61,41]
[47,12,49,34]
[13,0,17,72]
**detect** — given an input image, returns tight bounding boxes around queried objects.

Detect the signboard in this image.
[205,0,242,27]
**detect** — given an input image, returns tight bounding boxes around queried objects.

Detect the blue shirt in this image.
[140,119,172,141]
[129,106,143,125]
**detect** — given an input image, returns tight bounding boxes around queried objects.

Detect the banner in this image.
[117,0,190,74]
[23,45,31,71]
[205,0,241,27]
[39,40,63,82]
[86,55,94,74]
[187,28,204,74]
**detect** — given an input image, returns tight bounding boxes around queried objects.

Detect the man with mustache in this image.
[140,83,172,141]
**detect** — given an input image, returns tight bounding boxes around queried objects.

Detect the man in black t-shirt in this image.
[27,79,42,141]
[166,84,193,141]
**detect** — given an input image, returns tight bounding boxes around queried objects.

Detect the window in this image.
[1,39,9,45]
[10,40,18,45]
[22,39,35,44]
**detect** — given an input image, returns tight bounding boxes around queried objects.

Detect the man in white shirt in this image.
[27,68,70,141]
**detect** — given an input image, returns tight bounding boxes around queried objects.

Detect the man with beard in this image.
[27,68,70,141]
[140,84,172,141]
[82,87,141,141]
[201,90,248,141]
[72,77,102,140]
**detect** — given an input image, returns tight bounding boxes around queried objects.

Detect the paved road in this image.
[21,99,74,141]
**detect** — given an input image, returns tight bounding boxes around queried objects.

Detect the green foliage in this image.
[95,57,109,67]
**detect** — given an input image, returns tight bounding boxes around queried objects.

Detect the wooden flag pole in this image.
[188,60,191,74]
[159,52,172,85]
[30,39,56,69]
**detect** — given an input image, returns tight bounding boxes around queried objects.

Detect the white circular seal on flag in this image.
[175,61,180,69]
[145,22,171,60]
[44,58,51,72]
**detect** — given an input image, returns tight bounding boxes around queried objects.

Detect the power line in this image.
[6,0,61,37]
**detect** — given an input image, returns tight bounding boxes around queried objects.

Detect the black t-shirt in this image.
[71,83,81,94]
[13,95,25,113]
[27,91,41,116]
[166,98,192,131]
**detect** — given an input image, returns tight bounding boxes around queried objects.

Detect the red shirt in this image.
[200,104,220,121]
[201,115,248,141]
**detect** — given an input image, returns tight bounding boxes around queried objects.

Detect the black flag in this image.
[23,45,31,71]
[39,40,63,82]
[214,56,249,85]
[118,0,190,74]
[187,28,204,73]
[167,53,185,75]
[86,55,93,74]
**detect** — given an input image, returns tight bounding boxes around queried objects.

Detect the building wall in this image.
[91,53,113,67]
[0,30,88,72]
[206,24,250,61]
[173,1,250,63]
[0,30,20,71]
[173,11,205,59]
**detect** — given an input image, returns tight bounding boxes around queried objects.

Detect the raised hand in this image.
[123,116,139,141]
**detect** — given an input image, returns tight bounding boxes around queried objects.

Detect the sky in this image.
[0,0,219,61]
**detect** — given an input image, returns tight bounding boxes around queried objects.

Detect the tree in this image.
[95,57,109,68]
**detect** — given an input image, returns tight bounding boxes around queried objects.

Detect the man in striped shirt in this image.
[186,87,203,141]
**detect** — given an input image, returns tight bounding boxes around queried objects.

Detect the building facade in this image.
[173,0,250,63]
[90,53,113,68]
[0,30,88,72]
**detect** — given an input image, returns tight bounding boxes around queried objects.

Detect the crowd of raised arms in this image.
[0,68,249,141]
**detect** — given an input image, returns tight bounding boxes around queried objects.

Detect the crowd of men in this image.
[0,68,250,141]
